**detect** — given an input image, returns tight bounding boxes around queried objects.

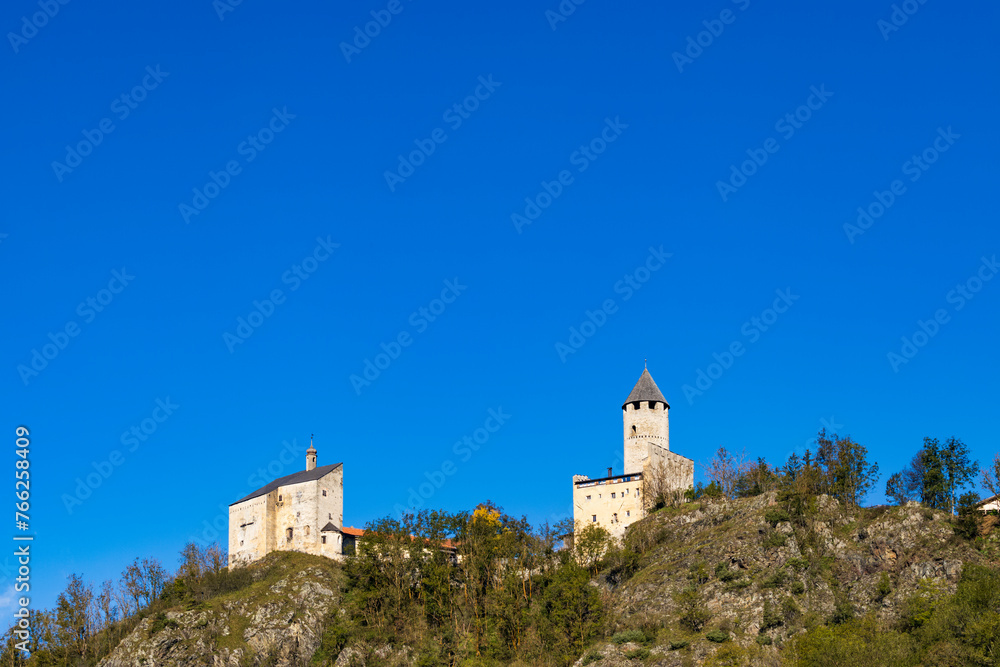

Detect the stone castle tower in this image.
[572,366,694,540]
[623,368,670,474]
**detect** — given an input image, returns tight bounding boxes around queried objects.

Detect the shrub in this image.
[761,570,786,589]
[874,572,892,602]
[764,509,790,527]
[786,557,809,572]
[790,580,805,595]
[829,598,855,625]
[724,579,752,592]
[624,647,650,660]
[611,629,648,645]
[763,532,787,549]
[706,629,729,643]
[668,639,689,650]
[675,586,711,632]
[760,600,783,632]
[581,650,603,665]
[782,596,801,623]
[756,634,772,646]
[689,560,710,585]
[715,562,739,582]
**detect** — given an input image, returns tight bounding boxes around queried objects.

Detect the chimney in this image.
[306,434,317,471]
[607,466,613,478]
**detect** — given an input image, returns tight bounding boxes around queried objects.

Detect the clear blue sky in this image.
[2,0,998,614]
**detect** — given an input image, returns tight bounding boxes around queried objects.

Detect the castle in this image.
[228,439,359,568]
[572,367,694,540]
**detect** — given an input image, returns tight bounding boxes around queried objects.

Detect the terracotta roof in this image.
[229,462,343,505]
[622,368,669,408]
[341,526,365,537]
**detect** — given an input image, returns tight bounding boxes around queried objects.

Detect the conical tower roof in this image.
[622,368,669,409]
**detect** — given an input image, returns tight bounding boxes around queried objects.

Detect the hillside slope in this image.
[585,492,987,666]
[98,552,342,667]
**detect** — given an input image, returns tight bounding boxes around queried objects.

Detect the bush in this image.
[689,560,710,585]
[611,629,648,645]
[760,600,783,632]
[724,579,752,592]
[782,596,801,623]
[790,580,806,595]
[763,532,787,549]
[756,634,772,646]
[761,570,786,589]
[829,598,855,625]
[715,561,739,582]
[675,586,712,632]
[786,557,809,572]
[706,629,729,643]
[581,650,603,665]
[668,639,689,650]
[874,572,891,602]
[624,647,650,660]
[765,509,790,527]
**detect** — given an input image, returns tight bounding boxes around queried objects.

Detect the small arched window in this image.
[286,528,293,541]
[305,525,310,536]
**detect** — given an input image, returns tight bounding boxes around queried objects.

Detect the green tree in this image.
[535,561,603,665]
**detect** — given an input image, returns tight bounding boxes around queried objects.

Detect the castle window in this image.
[632,425,636,433]
[613,513,618,522]
[278,495,282,501]
[322,536,327,544]
[626,511,631,517]
[329,513,332,519]
[586,495,591,501]
[240,540,244,546]
[305,525,310,536]
[611,493,616,499]
[592,515,597,522]
[323,489,327,496]
[286,528,293,541]
[296,512,301,520]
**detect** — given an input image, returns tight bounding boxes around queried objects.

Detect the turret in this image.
[622,367,670,474]
[306,434,317,471]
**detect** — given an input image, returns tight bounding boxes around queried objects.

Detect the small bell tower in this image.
[306,434,317,471]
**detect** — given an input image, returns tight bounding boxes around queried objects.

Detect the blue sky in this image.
[2,0,998,615]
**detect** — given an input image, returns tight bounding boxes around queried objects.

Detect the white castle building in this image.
[228,439,356,567]
[572,368,694,540]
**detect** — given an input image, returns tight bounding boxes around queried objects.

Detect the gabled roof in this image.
[622,368,669,408]
[230,463,343,505]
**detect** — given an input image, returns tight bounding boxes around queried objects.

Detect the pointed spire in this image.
[306,434,317,471]
[622,367,669,409]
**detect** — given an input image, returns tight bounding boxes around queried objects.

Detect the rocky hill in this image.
[98,552,343,667]
[94,494,991,667]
